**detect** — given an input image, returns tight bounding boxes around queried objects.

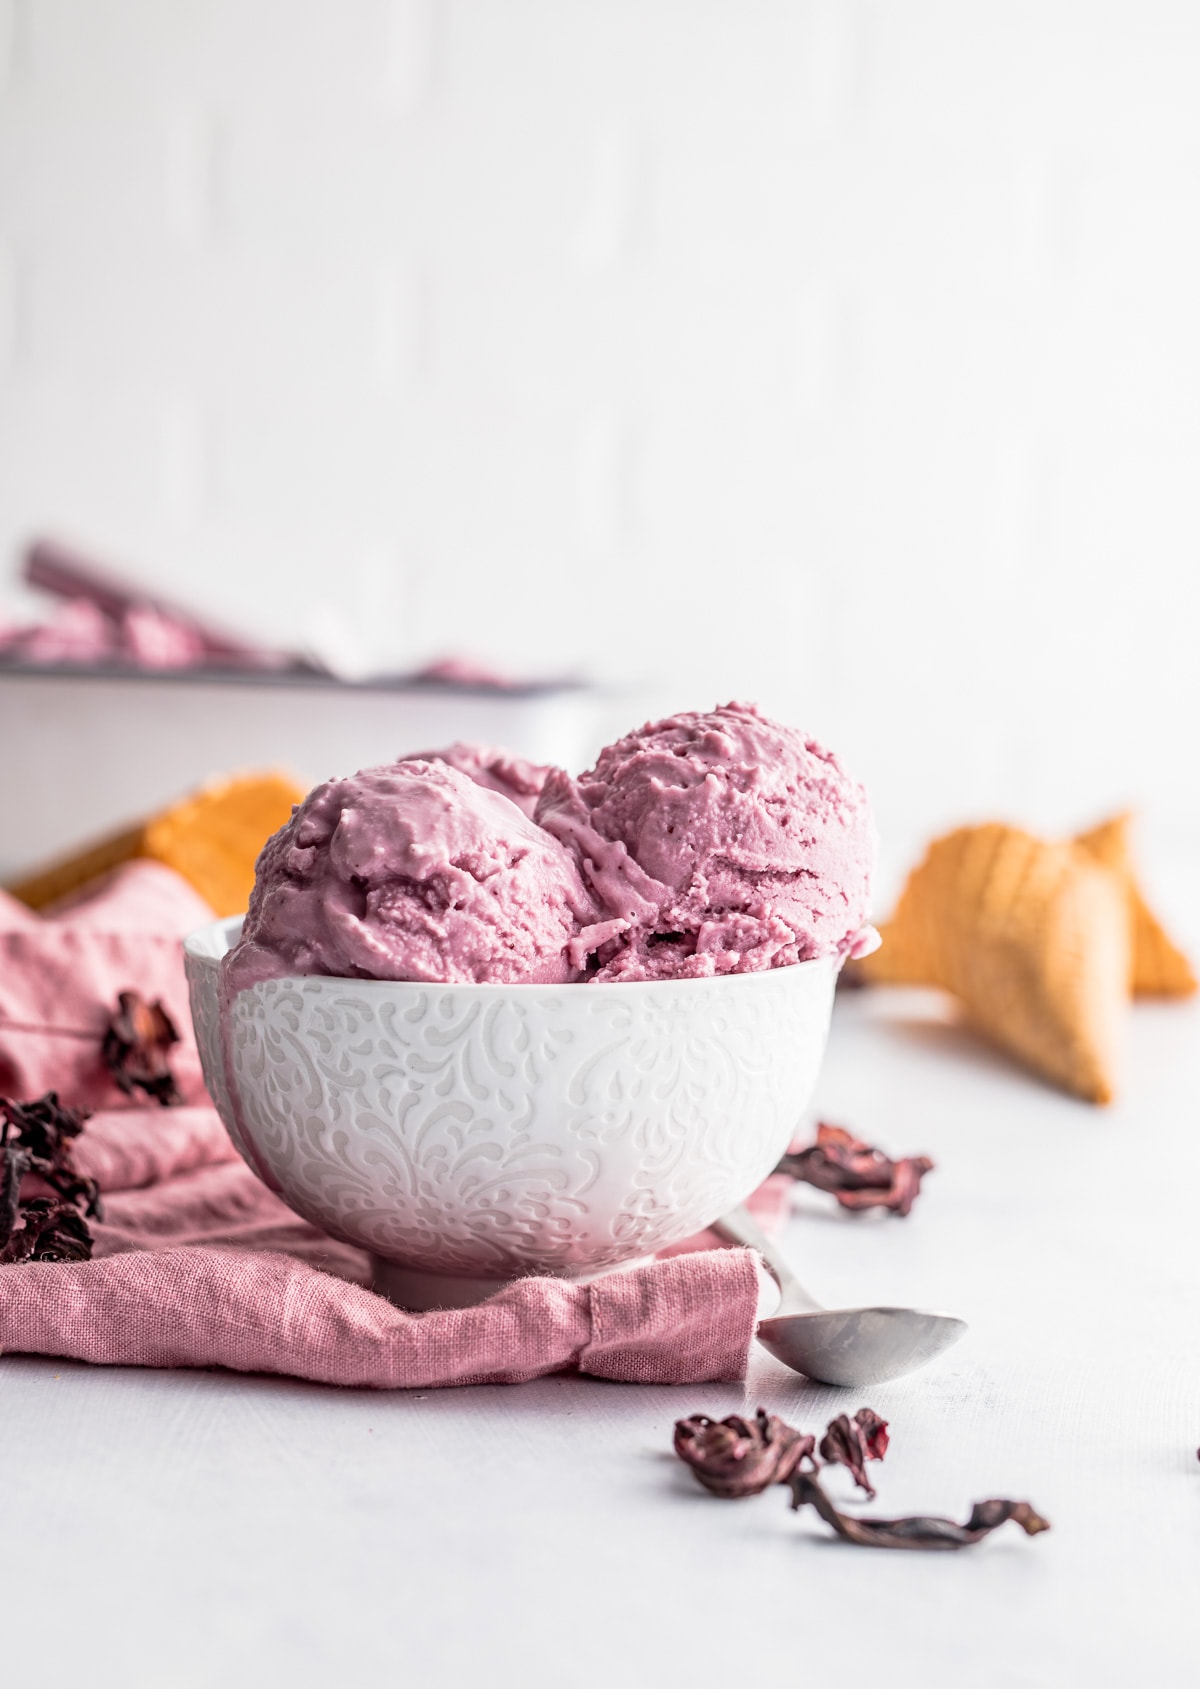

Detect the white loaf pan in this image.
[0,665,598,879]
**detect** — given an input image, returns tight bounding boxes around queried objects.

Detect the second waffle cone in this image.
[859,824,1129,1104]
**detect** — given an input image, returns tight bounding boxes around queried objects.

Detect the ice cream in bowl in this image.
[184,704,878,1309]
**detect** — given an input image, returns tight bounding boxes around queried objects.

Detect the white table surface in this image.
[3,979,1199,1689]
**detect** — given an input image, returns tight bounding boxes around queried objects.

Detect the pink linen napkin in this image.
[0,861,213,1108]
[0,1101,769,1387]
[0,864,777,1388]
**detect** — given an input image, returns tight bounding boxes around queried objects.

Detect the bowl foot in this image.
[370,1254,652,1311]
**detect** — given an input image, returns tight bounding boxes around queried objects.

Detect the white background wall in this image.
[2,0,1199,883]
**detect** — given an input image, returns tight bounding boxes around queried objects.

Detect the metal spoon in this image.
[711,1204,967,1387]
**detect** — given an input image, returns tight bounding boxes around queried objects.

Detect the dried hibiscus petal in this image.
[674,1410,815,1498]
[0,1094,99,1218]
[101,990,183,1107]
[0,1143,31,1250]
[0,1197,95,1265]
[776,1122,933,1216]
[851,1406,890,1462]
[1,1091,99,1264]
[818,1408,891,1498]
[787,1470,1050,1551]
[1,1093,87,1165]
[671,1406,1048,1554]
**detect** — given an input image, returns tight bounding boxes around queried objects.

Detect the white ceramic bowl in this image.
[184,917,836,1307]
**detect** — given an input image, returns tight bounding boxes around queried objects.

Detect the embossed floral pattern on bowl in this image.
[185,917,836,1295]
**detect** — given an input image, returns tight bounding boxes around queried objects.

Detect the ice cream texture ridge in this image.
[222,702,878,994]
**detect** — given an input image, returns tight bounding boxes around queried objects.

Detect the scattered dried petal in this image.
[674,1410,815,1498]
[818,1408,890,1498]
[852,1406,890,1463]
[776,1122,934,1216]
[1,1093,87,1165]
[0,1198,95,1264]
[671,1408,1046,1555]
[787,1469,1050,1551]
[0,1143,31,1250]
[0,1091,99,1264]
[101,990,183,1106]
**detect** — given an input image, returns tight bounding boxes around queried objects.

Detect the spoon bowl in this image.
[756,1303,967,1389]
[712,1204,967,1387]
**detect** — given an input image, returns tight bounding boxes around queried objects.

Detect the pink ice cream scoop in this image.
[536,701,877,982]
[223,758,599,992]
[417,742,551,820]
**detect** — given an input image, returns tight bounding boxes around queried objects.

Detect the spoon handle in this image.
[710,1204,824,1316]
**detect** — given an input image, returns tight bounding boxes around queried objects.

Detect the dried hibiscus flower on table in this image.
[0,1093,100,1264]
[101,989,183,1106]
[789,1476,1050,1550]
[676,1406,887,1500]
[775,1122,933,1216]
[818,1408,890,1498]
[674,1411,815,1497]
[673,1407,1049,1552]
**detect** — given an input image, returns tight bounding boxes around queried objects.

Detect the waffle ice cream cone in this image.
[6,772,303,919]
[858,824,1130,1103]
[1074,814,1197,998]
